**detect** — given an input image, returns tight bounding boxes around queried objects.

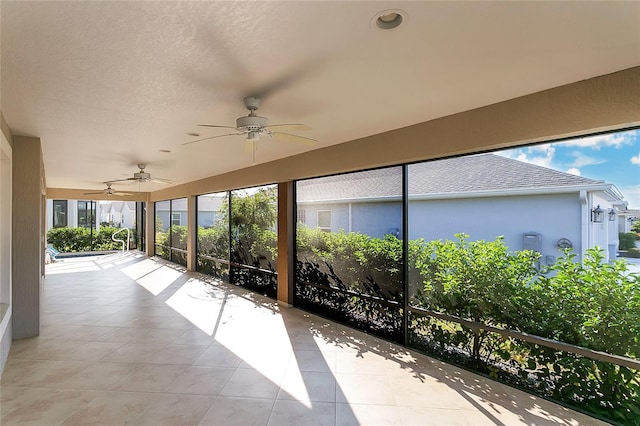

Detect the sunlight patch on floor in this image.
[164,279,226,335]
[134,265,182,296]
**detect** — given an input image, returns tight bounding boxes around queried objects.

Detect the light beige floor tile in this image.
[115,364,234,395]
[220,367,282,399]
[101,342,207,365]
[277,370,337,403]
[57,391,155,425]
[336,403,403,426]
[289,350,337,373]
[0,387,100,425]
[57,362,139,390]
[198,396,274,426]
[267,400,335,426]
[8,338,85,360]
[2,254,606,426]
[135,393,215,426]
[0,359,90,388]
[335,349,401,375]
[61,341,126,362]
[143,343,208,365]
[336,373,397,406]
[100,343,166,363]
[38,324,114,341]
[193,344,244,368]
[172,328,219,346]
[387,373,477,410]
[127,315,195,330]
[399,406,496,426]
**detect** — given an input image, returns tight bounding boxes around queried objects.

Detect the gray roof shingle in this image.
[296,154,603,202]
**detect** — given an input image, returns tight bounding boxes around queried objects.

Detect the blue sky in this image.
[497,128,640,209]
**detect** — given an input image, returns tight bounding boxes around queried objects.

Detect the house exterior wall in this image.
[300,192,583,266]
[590,193,617,261]
[299,203,350,233]
[408,193,582,266]
[352,202,402,239]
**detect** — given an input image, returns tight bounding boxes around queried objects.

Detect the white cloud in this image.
[563,131,635,150]
[566,168,581,176]
[569,152,606,168]
[515,145,556,168]
[496,144,556,168]
[632,154,640,165]
[619,184,640,210]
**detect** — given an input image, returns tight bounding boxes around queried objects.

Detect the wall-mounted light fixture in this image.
[608,209,616,221]
[591,205,604,223]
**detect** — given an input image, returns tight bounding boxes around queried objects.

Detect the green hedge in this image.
[47,226,130,252]
[296,227,640,424]
[620,232,639,251]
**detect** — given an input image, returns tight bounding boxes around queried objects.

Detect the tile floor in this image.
[1,252,606,425]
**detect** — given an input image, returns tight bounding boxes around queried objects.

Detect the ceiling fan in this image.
[83,182,134,196]
[107,163,172,185]
[183,96,317,148]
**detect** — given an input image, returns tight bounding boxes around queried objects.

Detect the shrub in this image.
[46,226,124,252]
[297,230,640,423]
[619,232,639,251]
[627,248,640,258]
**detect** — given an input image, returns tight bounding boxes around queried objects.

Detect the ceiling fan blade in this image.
[272,132,317,145]
[198,125,237,129]
[182,133,241,146]
[83,191,104,195]
[150,178,173,184]
[105,177,137,184]
[266,124,311,131]
[112,192,134,196]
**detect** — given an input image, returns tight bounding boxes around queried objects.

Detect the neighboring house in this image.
[297,154,626,264]
[155,196,224,232]
[618,208,639,234]
[46,199,136,232]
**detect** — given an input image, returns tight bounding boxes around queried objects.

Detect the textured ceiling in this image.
[2,1,639,192]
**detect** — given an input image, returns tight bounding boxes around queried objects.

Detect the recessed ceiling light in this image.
[372,9,406,31]
[187,132,200,137]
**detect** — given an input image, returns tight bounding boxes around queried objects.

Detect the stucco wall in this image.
[12,136,45,339]
[300,192,582,266]
[408,193,581,265]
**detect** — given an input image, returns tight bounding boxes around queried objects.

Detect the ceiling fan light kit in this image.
[106,163,172,185]
[184,96,316,148]
[83,182,134,196]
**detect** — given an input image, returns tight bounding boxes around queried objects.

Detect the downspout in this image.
[580,190,589,260]
[348,203,352,233]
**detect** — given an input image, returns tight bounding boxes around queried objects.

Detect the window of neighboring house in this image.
[297,209,306,224]
[53,200,68,228]
[77,201,94,228]
[171,212,181,226]
[317,210,331,232]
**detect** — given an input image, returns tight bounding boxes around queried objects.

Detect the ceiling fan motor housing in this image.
[134,172,151,181]
[236,115,269,131]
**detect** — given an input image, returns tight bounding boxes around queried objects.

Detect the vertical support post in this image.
[145,197,155,257]
[402,164,409,346]
[187,195,197,271]
[12,136,44,339]
[228,191,234,282]
[277,181,295,307]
